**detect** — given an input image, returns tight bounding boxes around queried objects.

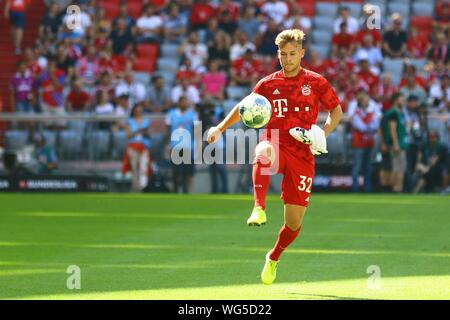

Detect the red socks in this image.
[253,155,271,210]
[269,224,301,261]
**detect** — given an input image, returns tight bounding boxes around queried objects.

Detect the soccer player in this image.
[207,29,343,285]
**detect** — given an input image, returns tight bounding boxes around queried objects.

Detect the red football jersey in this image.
[252,68,340,154]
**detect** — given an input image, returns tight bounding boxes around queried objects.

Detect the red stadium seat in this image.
[136,43,159,58]
[297,2,316,17]
[410,16,433,33]
[133,56,157,73]
[128,2,143,19]
[99,2,120,20]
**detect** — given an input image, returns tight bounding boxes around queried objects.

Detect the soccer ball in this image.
[239,93,272,129]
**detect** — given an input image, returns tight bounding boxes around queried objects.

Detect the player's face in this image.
[278,41,305,76]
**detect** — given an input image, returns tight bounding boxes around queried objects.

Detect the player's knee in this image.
[254,141,275,165]
[286,221,301,231]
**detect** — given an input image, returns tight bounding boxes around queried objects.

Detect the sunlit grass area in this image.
[0,194,448,300]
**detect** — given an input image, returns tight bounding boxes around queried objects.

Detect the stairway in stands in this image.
[0,0,45,146]
[0,0,45,112]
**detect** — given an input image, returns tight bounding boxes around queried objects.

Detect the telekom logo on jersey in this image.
[272,99,310,118]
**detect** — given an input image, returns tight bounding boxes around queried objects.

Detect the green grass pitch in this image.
[0,193,448,300]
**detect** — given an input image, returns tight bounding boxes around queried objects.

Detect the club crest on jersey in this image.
[301,84,311,96]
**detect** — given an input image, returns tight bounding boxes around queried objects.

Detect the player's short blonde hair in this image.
[275,29,305,48]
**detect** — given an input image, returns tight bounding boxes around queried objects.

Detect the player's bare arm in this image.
[323,104,344,138]
[207,105,240,144]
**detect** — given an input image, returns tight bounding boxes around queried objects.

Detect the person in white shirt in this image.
[229,30,256,61]
[347,87,382,119]
[353,34,383,75]
[334,6,359,34]
[136,4,163,42]
[283,4,312,34]
[115,72,147,111]
[261,0,289,25]
[179,31,208,72]
[171,78,201,106]
[429,75,450,113]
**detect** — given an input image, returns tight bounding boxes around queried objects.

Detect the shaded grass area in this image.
[0,193,448,299]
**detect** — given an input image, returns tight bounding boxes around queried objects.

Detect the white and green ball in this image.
[239,93,272,129]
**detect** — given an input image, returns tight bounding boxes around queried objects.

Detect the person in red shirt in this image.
[66,78,91,113]
[303,50,328,75]
[399,64,427,90]
[190,0,216,30]
[376,72,398,112]
[4,0,30,54]
[407,27,430,59]
[207,29,343,285]
[230,48,263,87]
[332,22,355,56]
[356,58,379,96]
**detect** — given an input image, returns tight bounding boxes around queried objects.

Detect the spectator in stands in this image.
[356,4,382,48]
[404,95,425,192]
[204,18,220,49]
[4,0,30,54]
[190,0,216,30]
[380,93,407,193]
[93,6,112,36]
[37,57,66,124]
[123,103,152,192]
[332,22,355,57]
[201,60,227,101]
[230,47,262,88]
[75,46,100,94]
[356,57,379,97]
[428,74,450,113]
[165,96,198,194]
[399,64,427,90]
[353,34,383,76]
[96,71,116,102]
[255,19,279,58]
[55,43,76,81]
[376,72,397,112]
[176,57,200,86]
[400,75,428,107]
[199,99,229,193]
[334,5,359,35]
[171,77,201,106]
[136,4,163,43]
[9,60,35,113]
[218,9,238,36]
[426,32,450,67]
[414,130,449,193]
[350,89,380,192]
[260,0,288,25]
[216,0,240,25]
[94,90,115,116]
[347,86,381,119]
[179,31,208,72]
[66,78,91,113]
[230,30,256,61]
[238,5,261,42]
[283,4,311,35]
[434,0,449,33]
[303,50,327,75]
[109,18,135,56]
[208,30,231,72]
[115,72,147,111]
[383,13,408,58]
[146,75,172,113]
[163,4,187,44]
[407,27,430,59]
[33,133,58,174]
[112,2,136,32]
[39,2,63,41]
